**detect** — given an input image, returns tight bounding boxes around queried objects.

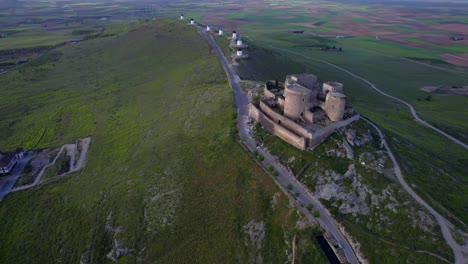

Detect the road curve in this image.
[269,45,468,150]
[361,117,464,264]
[195,26,361,264]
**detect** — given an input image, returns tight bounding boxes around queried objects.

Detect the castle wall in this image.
[249,104,307,150]
[310,115,360,148]
[323,93,346,122]
[264,86,276,100]
[289,74,317,89]
[323,82,344,94]
[303,110,326,123]
[259,101,311,139]
[278,97,285,108]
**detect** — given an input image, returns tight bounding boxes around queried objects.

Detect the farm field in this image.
[0,19,326,263]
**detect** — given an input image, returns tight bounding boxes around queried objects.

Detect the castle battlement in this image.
[249,74,358,150]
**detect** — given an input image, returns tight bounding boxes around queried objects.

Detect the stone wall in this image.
[263,86,276,100]
[249,104,307,150]
[323,82,344,94]
[303,110,326,123]
[278,97,285,108]
[310,115,360,148]
[259,101,311,139]
[323,93,346,122]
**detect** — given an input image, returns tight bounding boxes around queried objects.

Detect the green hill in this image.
[0,19,326,263]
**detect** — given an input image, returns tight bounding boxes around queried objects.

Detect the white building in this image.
[237,49,243,56]
[232,31,237,39]
[190,18,194,25]
[206,25,211,31]
[180,14,184,20]
[0,148,24,175]
[219,29,224,35]
[236,39,243,46]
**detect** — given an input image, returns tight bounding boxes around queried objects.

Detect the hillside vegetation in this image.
[0,19,326,263]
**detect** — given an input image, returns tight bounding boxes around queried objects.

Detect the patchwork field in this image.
[0,19,326,263]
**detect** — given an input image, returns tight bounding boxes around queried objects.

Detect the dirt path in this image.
[361,117,466,264]
[11,137,91,192]
[269,45,468,149]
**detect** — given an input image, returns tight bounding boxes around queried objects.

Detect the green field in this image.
[0,19,326,263]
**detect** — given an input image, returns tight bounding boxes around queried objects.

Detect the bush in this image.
[287,184,293,190]
[258,155,264,161]
[253,150,259,156]
[313,211,320,218]
[306,204,313,211]
[273,171,279,177]
[267,165,274,172]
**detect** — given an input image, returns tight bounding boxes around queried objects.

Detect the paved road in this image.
[361,117,465,264]
[0,152,33,201]
[269,45,468,150]
[196,26,361,264]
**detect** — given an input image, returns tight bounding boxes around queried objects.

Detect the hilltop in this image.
[0,19,326,263]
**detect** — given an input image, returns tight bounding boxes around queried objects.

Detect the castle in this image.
[249,74,359,150]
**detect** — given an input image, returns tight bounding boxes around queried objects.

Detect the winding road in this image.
[361,117,465,264]
[268,45,468,150]
[196,26,362,264]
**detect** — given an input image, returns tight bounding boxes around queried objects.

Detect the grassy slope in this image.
[0,19,326,263]
[252,120,452,263]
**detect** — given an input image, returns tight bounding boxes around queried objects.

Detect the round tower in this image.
[283,84,312,120]
[236,49,243,56]
[218,29,224,35]
[324,92,346,122]
[236,39,243,46]
[232,31,237,39]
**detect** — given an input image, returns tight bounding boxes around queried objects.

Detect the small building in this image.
[232,31,237,39]
[237,49,243,56]
[219,29,224,35]
[190,18,194,25]
[236,38,243,46]
[0,148,24,175]
[180,14,184,20]
[206,25,211,31]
